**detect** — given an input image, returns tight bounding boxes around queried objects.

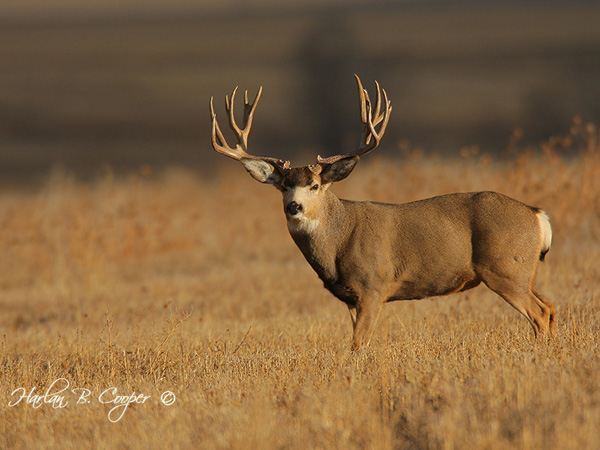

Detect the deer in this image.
[209,75,556,350]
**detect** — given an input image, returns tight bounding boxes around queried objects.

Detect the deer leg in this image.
[347,305,357,333]
[351,299,383,351]
[486,282,553,338]
[525,291,552,338]
[534,290,556,335]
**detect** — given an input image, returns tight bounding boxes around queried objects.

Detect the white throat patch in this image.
[287,214,320,234]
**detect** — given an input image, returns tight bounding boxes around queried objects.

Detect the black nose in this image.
[286,201,303,216]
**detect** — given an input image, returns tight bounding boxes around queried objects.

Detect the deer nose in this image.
[286,201,303,216]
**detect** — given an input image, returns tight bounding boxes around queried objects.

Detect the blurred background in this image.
[1,0,599,185]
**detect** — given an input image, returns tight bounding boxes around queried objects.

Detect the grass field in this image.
[1,120,599,448]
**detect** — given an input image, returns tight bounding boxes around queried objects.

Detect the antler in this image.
[317,74,392,164]
[210,86,290,168]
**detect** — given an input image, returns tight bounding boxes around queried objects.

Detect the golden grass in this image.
[1,121,600,448]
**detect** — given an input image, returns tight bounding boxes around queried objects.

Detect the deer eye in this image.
[311,184,319,191]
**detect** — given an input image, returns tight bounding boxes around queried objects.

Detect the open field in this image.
[1,121,600,448]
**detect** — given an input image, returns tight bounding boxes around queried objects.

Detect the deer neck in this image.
[287,191,354,284]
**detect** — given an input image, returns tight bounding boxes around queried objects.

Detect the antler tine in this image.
[317,74,392,165]
[242,86,262,137]
[372,81,383,127]
[226,86,245,148]
[209,86,290,169]
[356,75,368,123]
[210,97,241,160]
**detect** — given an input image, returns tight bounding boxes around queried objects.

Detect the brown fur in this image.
[284,183,555,350]
[237,155,555,350]
[210,77,554,350]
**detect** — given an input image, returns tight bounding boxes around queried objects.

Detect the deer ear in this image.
[240,158,283,185]
[320,156,359,184]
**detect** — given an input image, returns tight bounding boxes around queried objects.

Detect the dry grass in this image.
[1,120,600,448]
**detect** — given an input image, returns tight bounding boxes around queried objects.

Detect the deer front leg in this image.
[351,298,383,351]
[347,305,357,333]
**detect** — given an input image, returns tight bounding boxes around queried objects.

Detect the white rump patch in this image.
[287,214,320,235]
[536,210,552,254]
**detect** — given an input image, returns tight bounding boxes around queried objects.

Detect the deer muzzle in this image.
[286,201,303,216]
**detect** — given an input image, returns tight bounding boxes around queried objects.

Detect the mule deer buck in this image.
[209,75,555,350]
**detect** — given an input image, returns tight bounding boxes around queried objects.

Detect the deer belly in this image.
[389,272,478,301]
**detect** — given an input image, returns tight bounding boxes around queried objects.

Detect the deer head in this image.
[209,75,392,232]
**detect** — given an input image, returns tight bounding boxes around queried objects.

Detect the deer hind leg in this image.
[534,290,556,335]
[485,280,553,338]
[351,299,383,351]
